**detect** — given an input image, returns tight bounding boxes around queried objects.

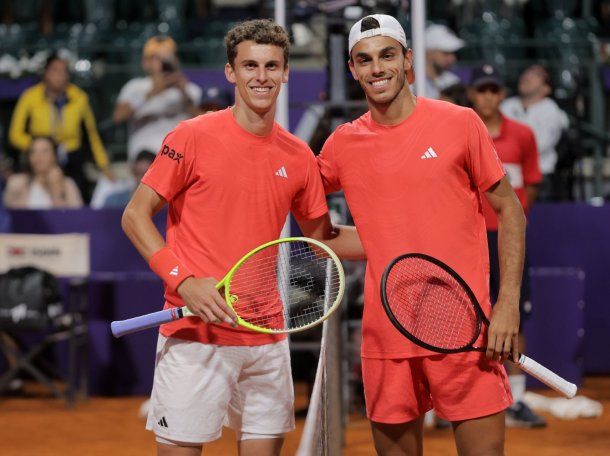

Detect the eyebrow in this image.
[241,59,281,66]
[354,45,400,60]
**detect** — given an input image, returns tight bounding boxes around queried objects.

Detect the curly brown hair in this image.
[225,19,290,68]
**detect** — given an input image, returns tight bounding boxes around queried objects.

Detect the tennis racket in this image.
[111,237,345,338]
[381,253,577,398]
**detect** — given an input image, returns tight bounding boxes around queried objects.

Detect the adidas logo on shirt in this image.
[420,147,438,160]
[158,416,169,428]
[169,266,179,276]
[275,166,288,178]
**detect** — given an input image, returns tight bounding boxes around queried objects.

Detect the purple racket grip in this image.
[111,307,183,338]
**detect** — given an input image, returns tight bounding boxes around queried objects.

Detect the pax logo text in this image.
[161,145,183,164]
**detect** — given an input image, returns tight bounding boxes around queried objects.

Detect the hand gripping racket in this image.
[381,253,577,398]
[111,237,345,337]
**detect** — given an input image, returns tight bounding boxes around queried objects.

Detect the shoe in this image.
[435,417,451,429]
[506,401,547,428]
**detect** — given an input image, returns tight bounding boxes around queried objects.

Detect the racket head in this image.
[380,253,486,353]
[222,237,345,334]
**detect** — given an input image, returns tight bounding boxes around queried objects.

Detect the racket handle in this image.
[517,354,577,398]
[111,307,185,338]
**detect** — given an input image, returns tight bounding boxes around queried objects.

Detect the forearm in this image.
[121,204,166,261]
[496,201,526,301]
[113,103,135,123]
[525,184,538,208]
[322,224,366,261]
[297,214,366,261]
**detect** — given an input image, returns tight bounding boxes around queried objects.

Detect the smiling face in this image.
[349,36,412,107]
[225,41,288,116]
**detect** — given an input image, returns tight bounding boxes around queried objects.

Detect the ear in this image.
[499,88,507,101]
[225,62,236,84]
[282,63,290,84]
[348,59,358,81]
[403,49,415,84]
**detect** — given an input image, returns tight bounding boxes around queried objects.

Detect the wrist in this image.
[149,247,194,292]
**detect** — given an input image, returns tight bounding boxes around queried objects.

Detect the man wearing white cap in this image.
[425,24,465,99]
[317,14,526,455]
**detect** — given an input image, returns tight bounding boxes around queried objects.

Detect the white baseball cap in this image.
[425,24,464,52]
[348,14,408,55]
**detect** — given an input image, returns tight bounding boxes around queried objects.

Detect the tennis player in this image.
[317,15,526,454]
[122,19,362,456]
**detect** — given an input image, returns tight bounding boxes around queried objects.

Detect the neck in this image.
[231,97,276,136]
[368,83,417,126]
[480,110,503,136]
[45,86,62,102]
[520,92,545,109]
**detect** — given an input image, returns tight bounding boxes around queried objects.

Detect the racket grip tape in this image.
[517,354,577,398]
[111,307,185,338]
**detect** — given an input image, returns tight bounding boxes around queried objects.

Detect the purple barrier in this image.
[5,203,610,395]
[528,203,610,374]
[525,267,585,389]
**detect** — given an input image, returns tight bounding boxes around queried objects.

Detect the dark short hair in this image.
[44,53,68,72]
[225,19,290,67]
[134,150,157,164]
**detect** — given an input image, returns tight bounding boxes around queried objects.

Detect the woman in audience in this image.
[3,136,83,209]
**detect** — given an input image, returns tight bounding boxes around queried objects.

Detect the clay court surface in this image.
[2,377,609,455]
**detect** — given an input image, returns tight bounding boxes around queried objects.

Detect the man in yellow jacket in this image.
[9,53,111,201]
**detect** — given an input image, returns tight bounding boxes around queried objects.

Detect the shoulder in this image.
[421,97,475,125]
[120,77,150,92]
[182,109,226,136]
[503,116,534,136]
[66,84,87,101]
[276,125,313,154]
[5,173,29,190]
[18,83,43,101]
[538,98,566,115]
[327,112,372,143]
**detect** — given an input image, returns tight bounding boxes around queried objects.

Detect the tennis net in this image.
[295,311,343,455]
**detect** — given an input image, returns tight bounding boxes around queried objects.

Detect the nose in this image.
[371,58,384,76]
[255,66,268,83]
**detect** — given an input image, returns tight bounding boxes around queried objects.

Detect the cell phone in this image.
[161,59,175,73]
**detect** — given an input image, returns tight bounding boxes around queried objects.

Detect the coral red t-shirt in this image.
[142,108,328,345]
[317,98,505,358]
[482,115,542,230]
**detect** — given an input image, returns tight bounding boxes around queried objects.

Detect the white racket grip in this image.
[518,354,577,398]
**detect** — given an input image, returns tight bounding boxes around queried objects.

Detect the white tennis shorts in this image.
[145,335,295,444]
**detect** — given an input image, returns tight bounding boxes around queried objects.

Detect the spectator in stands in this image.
[113,35,202,162]
[425,24,464,99]
[468,64,546,429]
[199,86,233,113]
[501,64,569,200]
[8,53,111,202]
[3,136,83,209]
[439,82,469,107]
[99,151,156,208]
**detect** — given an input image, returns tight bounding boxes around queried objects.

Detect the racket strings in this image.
[386,258,479,350]
[229,241,342,331]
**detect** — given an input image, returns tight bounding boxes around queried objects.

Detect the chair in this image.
[0,233,90,407]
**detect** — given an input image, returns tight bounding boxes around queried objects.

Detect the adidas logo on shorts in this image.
[158,416,169,428]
